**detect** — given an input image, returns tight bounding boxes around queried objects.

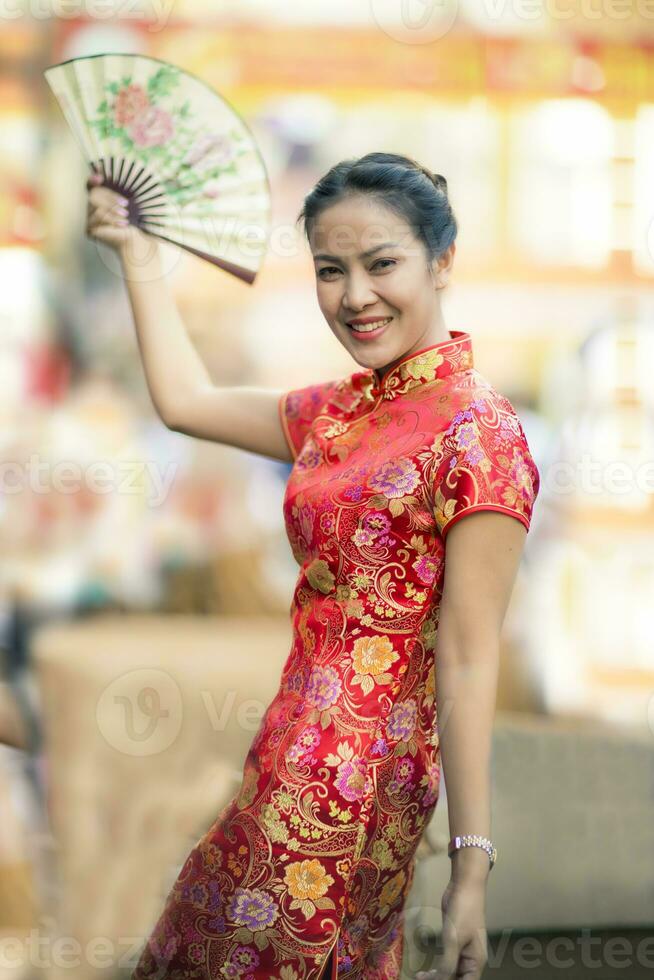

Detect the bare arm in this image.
[416,513,528,977]
[119,240,292,461]
[435,510,528,884]
[86,176,293,463]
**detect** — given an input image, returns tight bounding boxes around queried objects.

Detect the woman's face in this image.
[309,194,455,377]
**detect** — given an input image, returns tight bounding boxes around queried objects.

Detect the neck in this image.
[375,323,452,381]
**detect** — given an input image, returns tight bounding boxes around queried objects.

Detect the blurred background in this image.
[1,2,653,978]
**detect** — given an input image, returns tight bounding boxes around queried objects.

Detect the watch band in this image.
[448,834,497,870]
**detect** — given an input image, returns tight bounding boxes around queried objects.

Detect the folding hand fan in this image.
[44,53,272,283]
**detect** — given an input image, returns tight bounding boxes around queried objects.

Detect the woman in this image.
[86,151,539,980]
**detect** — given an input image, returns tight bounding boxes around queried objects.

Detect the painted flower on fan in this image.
[113,83,150,126]
[368,458,420,498]
[184,131,236,168]
[227,887,279,931]
[127,105,175,147]
[203,179,222,199]
[284,858,334,901]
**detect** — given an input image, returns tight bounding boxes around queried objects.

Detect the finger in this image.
[434,952,459,980]
[414,960,457,979]
[88,187,126,211]
[86,171,104,190]
[457,952,487,979]
[90,202,129,230]
[87,214,128,236]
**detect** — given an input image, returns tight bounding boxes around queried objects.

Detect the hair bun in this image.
[417,166,447,194]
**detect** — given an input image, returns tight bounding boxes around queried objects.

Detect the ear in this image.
[433,242,456,288]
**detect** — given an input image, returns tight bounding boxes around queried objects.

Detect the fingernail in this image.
[119,197,129,205]
[118,219,129,226]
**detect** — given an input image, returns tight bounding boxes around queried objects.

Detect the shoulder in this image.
[431,370,541,538]
[279,369,370,459]
[282,369,367,420]
[441,369,532,443]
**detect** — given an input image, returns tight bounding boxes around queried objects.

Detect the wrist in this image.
[118,226,151,260]
[450,847,491,883]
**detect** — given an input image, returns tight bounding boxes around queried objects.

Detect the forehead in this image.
[308,195,416,257]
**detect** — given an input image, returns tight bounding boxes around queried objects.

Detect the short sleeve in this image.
[278,379,341,460]
[432,396,540,540]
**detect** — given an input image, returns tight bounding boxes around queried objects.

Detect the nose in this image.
[342,271,378,314]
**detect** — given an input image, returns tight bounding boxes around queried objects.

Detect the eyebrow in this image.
[313,242,400,263]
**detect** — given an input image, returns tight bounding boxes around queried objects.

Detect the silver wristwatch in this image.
[448,834,497,870]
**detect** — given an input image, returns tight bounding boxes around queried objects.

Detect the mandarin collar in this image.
[358,330,473,401]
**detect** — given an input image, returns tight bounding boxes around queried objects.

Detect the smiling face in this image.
[308,193,455,378]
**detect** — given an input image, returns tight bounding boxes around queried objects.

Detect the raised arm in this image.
[85,173,292,463]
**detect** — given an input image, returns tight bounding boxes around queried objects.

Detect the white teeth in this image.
[349,317,392,333]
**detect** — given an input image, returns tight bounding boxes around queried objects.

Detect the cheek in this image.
[316,282,340,316]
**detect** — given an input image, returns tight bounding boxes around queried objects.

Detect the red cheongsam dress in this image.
[131,329,540,980]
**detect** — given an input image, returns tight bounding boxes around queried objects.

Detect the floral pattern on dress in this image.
[131,330,539,980]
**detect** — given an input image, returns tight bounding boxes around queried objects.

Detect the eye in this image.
[317,258,396,279]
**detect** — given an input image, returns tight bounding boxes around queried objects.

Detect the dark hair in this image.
[296,151,457,266]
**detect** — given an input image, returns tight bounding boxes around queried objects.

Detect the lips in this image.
[346,316,393,341]
[346,315,392,327]
[347,316,393,333]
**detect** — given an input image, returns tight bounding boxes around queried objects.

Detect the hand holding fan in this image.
[44,53,272,283]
